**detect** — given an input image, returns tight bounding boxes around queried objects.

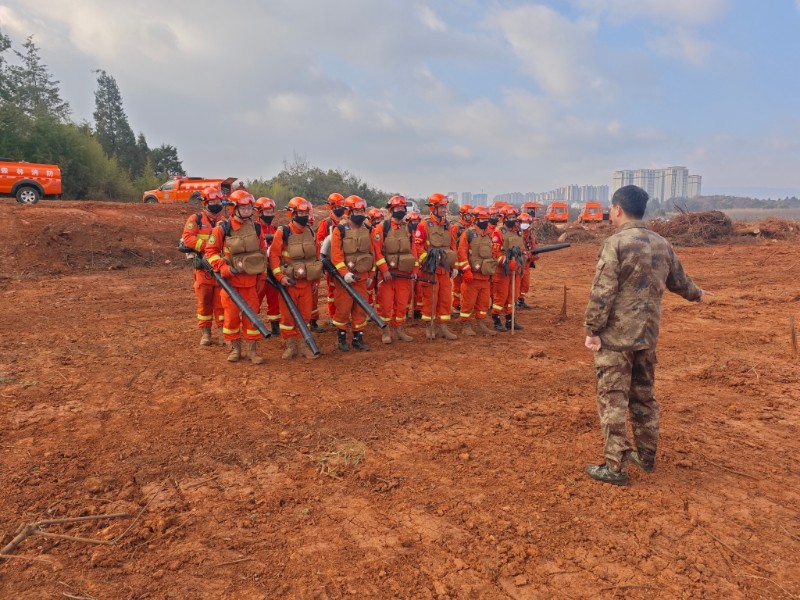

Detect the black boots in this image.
[516,298,532,310]
[270,321,280,336]
[352,331,370,351]
[506,314,523,331]
[310,319,326,333]
[337,330,350,352]
[492,314,507,331]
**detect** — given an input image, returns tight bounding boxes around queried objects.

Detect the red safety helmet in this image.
[406,210,422,222]
[344,195,367,212]
[327,192,345,207]
[255,197,275,211]
[229,190,254,206]
[202,186,223,203]
[387,195,407,210]
[368,207,384,222]
[426,192,449,209]
[287,196,312,213]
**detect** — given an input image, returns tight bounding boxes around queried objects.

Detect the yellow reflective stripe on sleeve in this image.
[375,258,386,267]
[419,252,428,262]
[334,262,346,270]
[194,239,204,251]
[282,251,290,257]
[208,254,222,264]
[272,267,282,275]
[198,234,210,240]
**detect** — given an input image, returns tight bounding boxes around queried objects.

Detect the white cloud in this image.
[417,6,446,32]
[650,28,714,66]
[575,0,729,26]
[489,4,603,100]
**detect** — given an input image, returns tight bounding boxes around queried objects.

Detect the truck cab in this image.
[578,202,604,223]
[545,202,569,223]
[142,176,236,205]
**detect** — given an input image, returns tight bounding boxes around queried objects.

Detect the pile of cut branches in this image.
[649,209,733,246]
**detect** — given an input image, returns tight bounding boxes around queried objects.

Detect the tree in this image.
[130,132,150,178]
[93,69,136,173]
[0,29,12,103]
[5,36,70,121]
[149,144,184,178]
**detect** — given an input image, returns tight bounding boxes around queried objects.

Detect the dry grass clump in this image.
[649,210,733,246]
[315,439,366,479]
[733,218,799,240]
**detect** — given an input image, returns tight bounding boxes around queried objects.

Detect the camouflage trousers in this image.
[594,347,659,472]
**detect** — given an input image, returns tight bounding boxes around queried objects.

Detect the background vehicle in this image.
[142,176,236,205]
[0,159,62,204]
[578,202,604,223]
[545,202,569,223]
[521,201,544,220]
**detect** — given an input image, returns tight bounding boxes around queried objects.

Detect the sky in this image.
[1,0,799,199]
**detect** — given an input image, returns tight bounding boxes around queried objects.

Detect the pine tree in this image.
[5,35,70,120]
[0,29,12,103]
[92,69,136,173]
[150,144,185,178]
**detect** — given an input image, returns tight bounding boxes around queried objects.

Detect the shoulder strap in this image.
[382,219,391,237]
[220,220,231,237]
[195,212,203,228]
[467,230,477,243]
[282,225,291,240]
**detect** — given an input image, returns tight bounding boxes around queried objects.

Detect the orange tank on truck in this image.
[578,202,604,223]
[0,158,62,204]
[142,176,237,205]
[545,202,569,223]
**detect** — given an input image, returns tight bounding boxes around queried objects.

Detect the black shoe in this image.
[352,332,370,352]
[310,319,326,333]
[516,298,532,310]
[270,321,280,336]
[585,463,629,486]
[506,315,523,331]
[630,451,655,473]
[337,330,350,352]
[492,314,507,332]
[413,310,422,320]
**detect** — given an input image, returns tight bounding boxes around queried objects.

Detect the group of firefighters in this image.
[181,188,542,363]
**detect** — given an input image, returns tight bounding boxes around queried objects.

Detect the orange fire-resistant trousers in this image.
[420,267,453,323]
[520,262,531,296]
[221,285,261,342]
[278,280,315,339]
[491,272,521,316]
[333,277,369,331]
[194,269,224,329]
[256,277,281,324]
[325,273,336,318]
[378,275,412,326]
[460,275,491,322]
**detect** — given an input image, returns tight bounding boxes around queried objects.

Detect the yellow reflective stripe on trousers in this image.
[223,327,240,335]
[197,314,213,321]
[280,324,295,331]
[246,329,260,336]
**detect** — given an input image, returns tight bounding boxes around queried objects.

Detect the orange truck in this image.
[545,201,569,223]
[0,158,62,204]
[578,202,604,223]
[142,176,236,205]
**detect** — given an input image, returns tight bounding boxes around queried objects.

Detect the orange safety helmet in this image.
[368,207,384,222]
[387,195,407,210]
[202,186,223,203]
[426,192,449,209]
[472,206,489,219]
[406,210,422,222]
[344,195,367,212]
[500,205,519,218]
[518,212,534,223]
[487,205,499,216]
[327,192,345,207]
[255,197,275,211]
[459,203,473,215]
[287,196,312,213]
[229,189,255,206]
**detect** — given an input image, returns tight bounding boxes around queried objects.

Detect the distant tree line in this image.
[0,29,184,200]
[680,195,800,211]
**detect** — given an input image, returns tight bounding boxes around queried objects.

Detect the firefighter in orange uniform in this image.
[414,193,458,340]
[182,186,226,346]
[367,207,385,308]
[457,206,497,336]
[491,205,525,332]
[517,211,538,309]
[450,203,473,315]
[373,195,416,344]
[316,193,347,327]
[268,197,322,360]
[330,195,376,352]
[205,190,269,363]
[254,197,281,335]
[406,210,424,319]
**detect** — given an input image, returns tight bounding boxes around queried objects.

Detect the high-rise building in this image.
[461,192,472,205]
[688,175,702,199]
[613,167,697,201]
[447,192,459,205]
[472,193,488,204]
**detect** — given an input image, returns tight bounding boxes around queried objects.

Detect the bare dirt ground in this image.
[1,199,799,599]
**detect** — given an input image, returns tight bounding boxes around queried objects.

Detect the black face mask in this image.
[489,216,499,225]
[260,215,274,224]
[350,214,366,226]
[207,204,223,214]
[332,207,346,218]
[392,211,407,220]
[477,220,489,230]
[293,215,309,227]
[408,222,418,232]
[505,220,517,229]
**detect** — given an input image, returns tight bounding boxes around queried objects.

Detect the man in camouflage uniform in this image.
[583,185,706,485]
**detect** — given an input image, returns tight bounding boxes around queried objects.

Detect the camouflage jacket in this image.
[584,221,702,351]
